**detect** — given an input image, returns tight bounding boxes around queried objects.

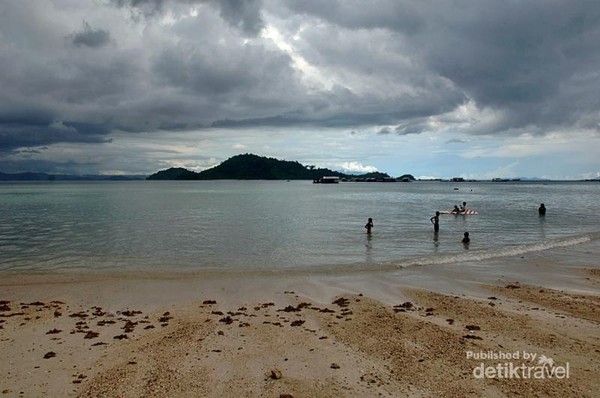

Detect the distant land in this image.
[0,172,145,181]
[2,154,597,182]
[147,154,415,181]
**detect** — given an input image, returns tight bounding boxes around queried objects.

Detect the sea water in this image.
[0,180,599,273]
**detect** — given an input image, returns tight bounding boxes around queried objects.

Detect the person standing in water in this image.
[365,217,374,234]
[538,203,546,216]
[462,232,470,245]
[430,211,440,232]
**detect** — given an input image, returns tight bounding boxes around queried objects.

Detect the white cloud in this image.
[340,161,378,173]
[49,120,77,133]
[261,24,331,91]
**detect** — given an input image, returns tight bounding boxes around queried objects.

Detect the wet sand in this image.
[1,241,599,397]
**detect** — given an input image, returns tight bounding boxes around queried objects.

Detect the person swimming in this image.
[462,231,470,244]
[459,202,467,213]
[430,211,440,232]
[365,217,374,234]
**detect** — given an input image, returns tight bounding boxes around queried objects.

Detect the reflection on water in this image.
[365,233,373,262]
[432,231,440,250]
[538,214,547,240]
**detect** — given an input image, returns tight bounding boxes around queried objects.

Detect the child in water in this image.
[365,218,374,234]
[430,211,440,232]
[462,232,470,244]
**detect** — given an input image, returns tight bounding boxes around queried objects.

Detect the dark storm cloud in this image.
[418,1,600,134]
[282,0,600,135]
[151,38,291,97]
[111,0,264,35]
[375,120,428,136]
[376,127,392,135]
[0,118,112,153]
[71,22,111,48]
[17,147,47,155]
[212,109,428,129]
[211,79,463,129]
[215,0,264,36]
[394,121,428,136]
[1,0,599,174]
[210,108,418,128]
[110,0,171,16]
[282,0,424,35]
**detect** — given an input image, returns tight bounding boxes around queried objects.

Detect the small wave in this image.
[385,234,594,270]
[233,233,597,276]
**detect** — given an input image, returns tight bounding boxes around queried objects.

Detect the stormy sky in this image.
[1,0,599,179]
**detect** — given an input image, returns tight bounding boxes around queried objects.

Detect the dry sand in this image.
[1,255,599,396]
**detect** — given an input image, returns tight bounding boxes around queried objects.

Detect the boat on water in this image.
[492,178,521,182]
[440,209,479,215]
[313,176,340,184]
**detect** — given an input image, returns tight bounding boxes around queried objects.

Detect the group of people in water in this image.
[427,201,471,244]
[365,202,547,246]
[450,201,469,215]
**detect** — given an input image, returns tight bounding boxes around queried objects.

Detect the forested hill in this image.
[147,154,392,180]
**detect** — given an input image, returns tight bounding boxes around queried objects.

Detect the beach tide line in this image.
[384,234,594,270]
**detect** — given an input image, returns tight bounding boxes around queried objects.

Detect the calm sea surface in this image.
[1,180,599,273]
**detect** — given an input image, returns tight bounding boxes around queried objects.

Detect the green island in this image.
[146,154,415,181]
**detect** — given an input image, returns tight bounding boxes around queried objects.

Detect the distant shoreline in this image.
[0,172,146,181]
[3,153,599,182]
[1,176,598,182]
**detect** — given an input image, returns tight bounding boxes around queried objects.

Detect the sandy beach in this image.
[1,240,599,397]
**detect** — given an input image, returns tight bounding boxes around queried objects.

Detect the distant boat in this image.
[440,209,479,215]
[313,176,340,184]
